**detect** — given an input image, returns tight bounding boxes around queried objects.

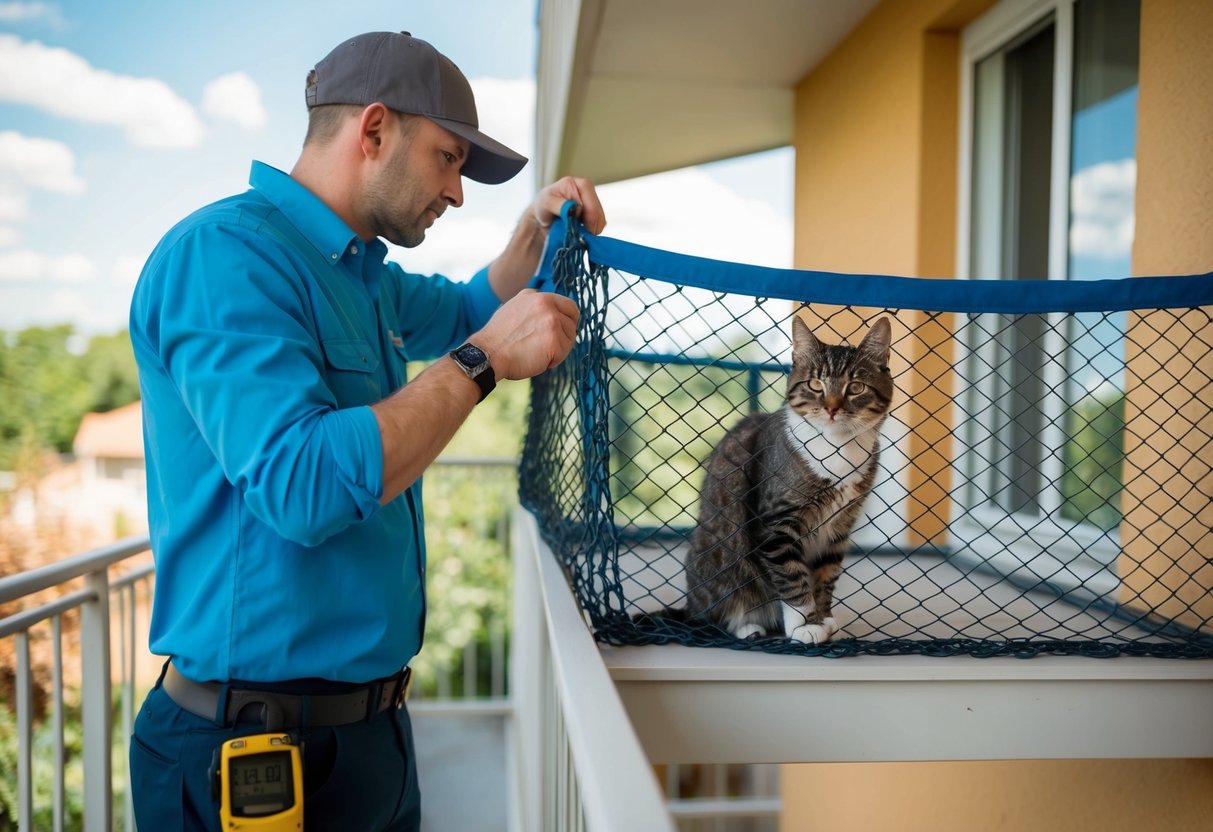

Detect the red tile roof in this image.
[73,400,143,459]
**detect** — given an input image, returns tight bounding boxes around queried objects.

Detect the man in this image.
[128,31,605,831]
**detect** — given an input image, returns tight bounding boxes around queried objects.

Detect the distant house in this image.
[70,400,147,536]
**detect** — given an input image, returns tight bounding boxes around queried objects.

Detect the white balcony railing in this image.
[511,508,676,831]
[0,533,151,831]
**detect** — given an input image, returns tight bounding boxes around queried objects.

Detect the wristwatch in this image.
[449,342,495,403]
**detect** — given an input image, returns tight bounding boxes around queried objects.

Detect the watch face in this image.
[455,344,487,368]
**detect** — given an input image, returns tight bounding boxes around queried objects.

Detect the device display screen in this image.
[229,751,294,816]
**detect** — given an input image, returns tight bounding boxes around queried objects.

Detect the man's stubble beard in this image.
[365,146,429,249]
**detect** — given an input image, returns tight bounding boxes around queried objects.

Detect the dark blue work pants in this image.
[129,666,421,831]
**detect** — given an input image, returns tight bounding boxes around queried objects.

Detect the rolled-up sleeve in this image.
[134,220,383,546]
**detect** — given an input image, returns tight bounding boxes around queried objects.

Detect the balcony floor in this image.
[620,543,1187,646]
[412,705,509,831]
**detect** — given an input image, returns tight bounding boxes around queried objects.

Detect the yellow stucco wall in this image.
[782,759,1213,832]
[793,0,989,276]
[782,0,1213,829]
[1116,0,1213,631]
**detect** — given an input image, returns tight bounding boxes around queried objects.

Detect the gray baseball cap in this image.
[305,31,527,185]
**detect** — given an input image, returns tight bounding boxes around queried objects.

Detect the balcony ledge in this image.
[601,643,1213,764]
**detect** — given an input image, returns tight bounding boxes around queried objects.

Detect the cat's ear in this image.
[858,317,893,367]
[791,315,823,360]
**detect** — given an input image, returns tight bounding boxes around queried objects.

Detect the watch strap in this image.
[468,367,494,403]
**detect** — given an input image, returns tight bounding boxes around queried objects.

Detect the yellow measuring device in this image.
[213,733,303,830]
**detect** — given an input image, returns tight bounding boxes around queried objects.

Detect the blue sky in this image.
[0,0,792,335]
[1068,86,1136,282]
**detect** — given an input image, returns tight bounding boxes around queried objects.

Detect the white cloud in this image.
[0,34,204,148]
[1069,158,1135,260]
[0,2,59,23]
[0,226,18,246]
[469,77,535,159]
[0,130,85,193]
[0,249,43,280]
[112,254,145,286]
[47,252,94,282]
[202,71,267,130]
[600,167,793,269]
[43,288,98,326]
[0,248,96,283]
[0,186,28,222]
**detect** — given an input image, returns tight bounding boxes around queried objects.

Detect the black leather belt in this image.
[163,662,411,728]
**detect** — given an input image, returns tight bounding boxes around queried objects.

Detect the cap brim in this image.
[432,117,528,185]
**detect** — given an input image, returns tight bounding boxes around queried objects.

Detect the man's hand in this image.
[471,289,580,380]
[531,176,607,235]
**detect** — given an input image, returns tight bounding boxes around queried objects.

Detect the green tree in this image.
[1061,387,1125,531]
[78,331,139,414]
[0,326,139,471]
[9,327,91,456]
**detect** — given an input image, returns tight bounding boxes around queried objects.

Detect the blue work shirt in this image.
[129,161,501,684]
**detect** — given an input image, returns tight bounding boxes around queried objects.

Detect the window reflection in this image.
[1062,0,1139,530]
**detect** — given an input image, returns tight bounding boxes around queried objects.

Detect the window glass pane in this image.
[971,18,1056,518]
[970,17,1055,282]
[1068,0,1139,282]
[1002,21,1054,281]
[970,54,1003,282]
[1061,0,1139,530]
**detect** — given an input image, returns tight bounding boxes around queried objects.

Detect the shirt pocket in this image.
[321,338,382,406]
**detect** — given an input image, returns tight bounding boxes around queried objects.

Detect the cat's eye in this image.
[807,378,824,393]
[846,381,867,396]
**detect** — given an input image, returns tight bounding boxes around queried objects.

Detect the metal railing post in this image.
[80,569,113,830]
[747,366,762,413]
[124,582,139,831]
[510,512,543,831]
[52,615,65,832]
[16,631,32,832]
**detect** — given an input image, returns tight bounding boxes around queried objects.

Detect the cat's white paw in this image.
[788,622,834,645]
[822,617,839,635]
[733,623,767,640]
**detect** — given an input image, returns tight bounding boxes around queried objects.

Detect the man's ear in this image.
[358,103,390,159]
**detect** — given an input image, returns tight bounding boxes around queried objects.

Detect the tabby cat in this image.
[681,316,893,644]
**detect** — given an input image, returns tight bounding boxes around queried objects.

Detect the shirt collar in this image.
[249,161,363,268]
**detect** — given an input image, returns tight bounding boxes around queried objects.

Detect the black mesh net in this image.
[520,213,1213,658]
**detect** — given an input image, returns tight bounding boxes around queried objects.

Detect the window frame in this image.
[952,0,1131,593]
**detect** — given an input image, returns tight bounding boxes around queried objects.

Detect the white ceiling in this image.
[538,0,880,184]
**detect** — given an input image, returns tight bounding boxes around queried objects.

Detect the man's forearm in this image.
[486,212,549,302]
[370,357,481,503]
